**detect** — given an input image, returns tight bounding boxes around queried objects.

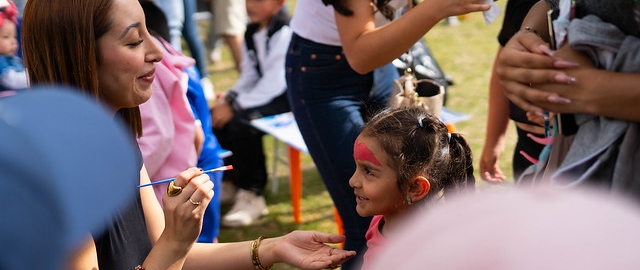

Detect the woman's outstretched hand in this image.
[267,231,357,270]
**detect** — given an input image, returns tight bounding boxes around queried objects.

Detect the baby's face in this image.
[0,20,17,56]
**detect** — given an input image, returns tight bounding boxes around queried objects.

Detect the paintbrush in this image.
[138,165,233,188]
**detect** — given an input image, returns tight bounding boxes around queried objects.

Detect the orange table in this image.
[250,113,309,224]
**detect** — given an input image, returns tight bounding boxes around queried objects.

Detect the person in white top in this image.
[285,0,490,268]
[210,0,292,227]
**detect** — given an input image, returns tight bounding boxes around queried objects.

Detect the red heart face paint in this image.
[354,137,382,166]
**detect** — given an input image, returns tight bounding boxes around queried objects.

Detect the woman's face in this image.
[97,0,162,111]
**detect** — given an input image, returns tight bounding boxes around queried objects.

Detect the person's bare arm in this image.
[183,231,355,270]
[63,234,98,270]
[520,0,552,42]
[480,47,510,183]
[335,0,490,74]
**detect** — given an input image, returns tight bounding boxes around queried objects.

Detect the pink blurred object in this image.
[370,186,640,270]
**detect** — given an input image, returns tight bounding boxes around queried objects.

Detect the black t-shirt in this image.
[93,140,152,269]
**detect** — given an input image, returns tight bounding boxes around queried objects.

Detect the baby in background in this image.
[0,0,27,94]
[349,106,475,269]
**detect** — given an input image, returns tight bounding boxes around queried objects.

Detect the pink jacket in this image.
[137,37,197,204]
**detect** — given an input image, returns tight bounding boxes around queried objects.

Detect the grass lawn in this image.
[201,1,516,269]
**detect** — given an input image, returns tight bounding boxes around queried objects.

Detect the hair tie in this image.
[418,118,424,128]
[447,133,451,143]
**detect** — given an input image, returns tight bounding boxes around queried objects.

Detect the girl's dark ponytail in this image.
[443,133,475,199]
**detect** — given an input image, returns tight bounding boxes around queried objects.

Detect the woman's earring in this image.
[407,197,412,205]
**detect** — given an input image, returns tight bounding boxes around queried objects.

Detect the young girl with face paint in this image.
[349,106,475,269]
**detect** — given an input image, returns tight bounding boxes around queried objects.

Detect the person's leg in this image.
[222,35,243,72]
[182,0,209,78]
[14,0,27,16]
[217,93,291,227]
[233,92,291,193]
[15,0,26,58]
[154,0,185,51]
[206,15,222,63]
[215,118,268,227]
[182,0,214,99]
[213,107,270,226]
[224,119,268,195]
[286,34,373,270]
[212,0,245,72]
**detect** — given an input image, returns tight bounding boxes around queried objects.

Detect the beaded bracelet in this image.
[251,236,272,270]
[134,265,145,270]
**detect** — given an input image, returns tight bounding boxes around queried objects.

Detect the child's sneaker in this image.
[222,189,268,227]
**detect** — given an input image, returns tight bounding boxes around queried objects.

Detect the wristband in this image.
[250,236,271,270]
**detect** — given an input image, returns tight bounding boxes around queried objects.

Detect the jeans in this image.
[286,34,393,270]
[182,0,209,78]
[14,0,27,16]
[370,61,399,117]
[154,0,185,51]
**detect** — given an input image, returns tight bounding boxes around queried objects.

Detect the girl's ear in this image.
[410,176,430,202]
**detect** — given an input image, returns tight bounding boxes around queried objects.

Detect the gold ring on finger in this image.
[166,181,183,197]
[189,198,202,205]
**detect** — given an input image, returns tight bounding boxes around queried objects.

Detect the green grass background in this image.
[199,1,516,269]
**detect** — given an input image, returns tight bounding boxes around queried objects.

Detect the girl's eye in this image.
[364,167,374,176]
[128,39,143,47]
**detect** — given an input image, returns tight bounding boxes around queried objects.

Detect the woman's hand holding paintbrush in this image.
[138,165,233,188]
